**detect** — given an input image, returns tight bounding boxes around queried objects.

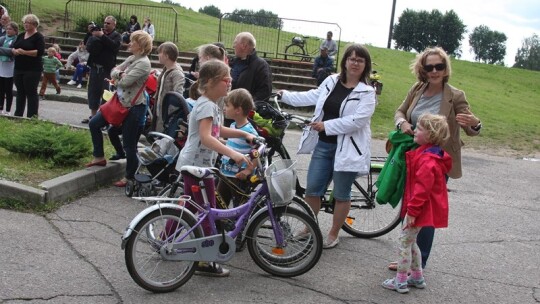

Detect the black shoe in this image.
[81,116,92,124]
[109,154,126,160]
[194,262,230,277]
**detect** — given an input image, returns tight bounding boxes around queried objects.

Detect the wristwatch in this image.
[471,121,482,131]
[396,120,406,130]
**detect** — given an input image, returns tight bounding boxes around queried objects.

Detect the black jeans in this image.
[0,76,14,112]
[13,70,41,117]
[87,65,112,111]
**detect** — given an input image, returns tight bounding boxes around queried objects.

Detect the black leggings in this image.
[0,76,13,112]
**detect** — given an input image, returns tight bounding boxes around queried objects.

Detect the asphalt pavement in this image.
[1,88,539,303]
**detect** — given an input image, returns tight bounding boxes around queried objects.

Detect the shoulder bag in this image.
[100,81,146,127]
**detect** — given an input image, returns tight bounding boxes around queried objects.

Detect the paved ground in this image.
[1,89,539,303]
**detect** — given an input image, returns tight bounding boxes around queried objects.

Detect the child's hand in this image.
[235,168,252,180]
[246,134,258,145]
[405,214,416,228]
[231,151,252,167]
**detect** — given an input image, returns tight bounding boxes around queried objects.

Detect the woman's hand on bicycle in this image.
[309,121,325,132]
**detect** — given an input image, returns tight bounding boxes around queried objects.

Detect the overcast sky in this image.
[169,0,540,66]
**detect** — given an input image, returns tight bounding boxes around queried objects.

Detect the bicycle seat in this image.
[292,36,304,44]
[180,166,218,179]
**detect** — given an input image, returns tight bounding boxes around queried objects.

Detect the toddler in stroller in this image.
[125,93,190,197]
[125,132,182,197]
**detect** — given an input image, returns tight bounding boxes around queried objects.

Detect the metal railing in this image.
[63,0,178,43]
[1,0,32,24]
[218,13,340,62]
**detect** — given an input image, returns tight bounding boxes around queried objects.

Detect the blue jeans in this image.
[107,126,125,157]
[416,175,449,268]
[89,104,145,179]
[417,226,435,268]
[73,64,90,85]
[305,141,358,201]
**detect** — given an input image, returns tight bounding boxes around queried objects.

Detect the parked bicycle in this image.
[121,139,323,293]
[259,94,401,238]
[284,36,321,62]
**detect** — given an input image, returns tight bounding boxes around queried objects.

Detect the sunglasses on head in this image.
[423,63,446,72]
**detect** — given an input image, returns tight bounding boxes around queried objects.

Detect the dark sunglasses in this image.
[423,63,446,72]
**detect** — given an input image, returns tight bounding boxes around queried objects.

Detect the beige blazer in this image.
[394,82,480,179]
[111,54,151,107]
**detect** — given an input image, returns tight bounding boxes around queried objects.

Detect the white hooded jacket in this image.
[281,74,376,174]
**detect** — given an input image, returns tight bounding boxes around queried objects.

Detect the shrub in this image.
[0,119,91,166]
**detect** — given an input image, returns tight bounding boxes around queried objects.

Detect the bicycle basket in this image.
[265,159,297,206]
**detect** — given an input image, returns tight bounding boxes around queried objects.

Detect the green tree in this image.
[513,33,540,71]
[225,9,281,29]
[161,0,181,6]
[469,25,507,64]
[199,5,221,18]
[393,9,465,56]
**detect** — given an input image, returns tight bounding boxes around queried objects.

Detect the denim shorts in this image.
[305,141,358,201]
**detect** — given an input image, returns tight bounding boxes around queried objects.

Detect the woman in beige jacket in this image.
[391,47,481,270]
[86,31,152,187]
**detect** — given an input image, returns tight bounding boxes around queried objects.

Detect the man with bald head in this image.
[230,32,272,102]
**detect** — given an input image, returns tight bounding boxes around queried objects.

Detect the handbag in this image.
[100,81,146,127]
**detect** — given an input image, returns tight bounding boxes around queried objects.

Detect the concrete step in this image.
[271,65,313,78]
[273,73,316,86]
[273,80,316,91]
[46,36,316,93]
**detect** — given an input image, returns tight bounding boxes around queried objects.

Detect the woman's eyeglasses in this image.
[347,57,364,65]
[423,63,446,72]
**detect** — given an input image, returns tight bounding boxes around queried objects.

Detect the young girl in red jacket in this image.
[382,113,452,294]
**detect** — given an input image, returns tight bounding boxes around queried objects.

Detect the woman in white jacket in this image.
[278,44,376,249]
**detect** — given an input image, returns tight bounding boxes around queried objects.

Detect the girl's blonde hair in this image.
[197,59,230,95]
[417,113,450,146]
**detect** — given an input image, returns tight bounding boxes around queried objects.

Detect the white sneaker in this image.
[77,84,82,89]
[67,80,76,85]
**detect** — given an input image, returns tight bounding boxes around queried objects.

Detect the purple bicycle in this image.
[121,139,323,293]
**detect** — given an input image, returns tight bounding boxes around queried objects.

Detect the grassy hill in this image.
[32,0,540,156]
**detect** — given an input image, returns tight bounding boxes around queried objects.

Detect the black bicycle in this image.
[284,36,320,62]
[256,94,401,238]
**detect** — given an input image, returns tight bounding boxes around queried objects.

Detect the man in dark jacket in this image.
[230,32,272,102]
[83,16,121,123]
[312,46,334,86]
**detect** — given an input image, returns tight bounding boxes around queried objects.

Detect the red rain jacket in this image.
[401,144,452,228]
